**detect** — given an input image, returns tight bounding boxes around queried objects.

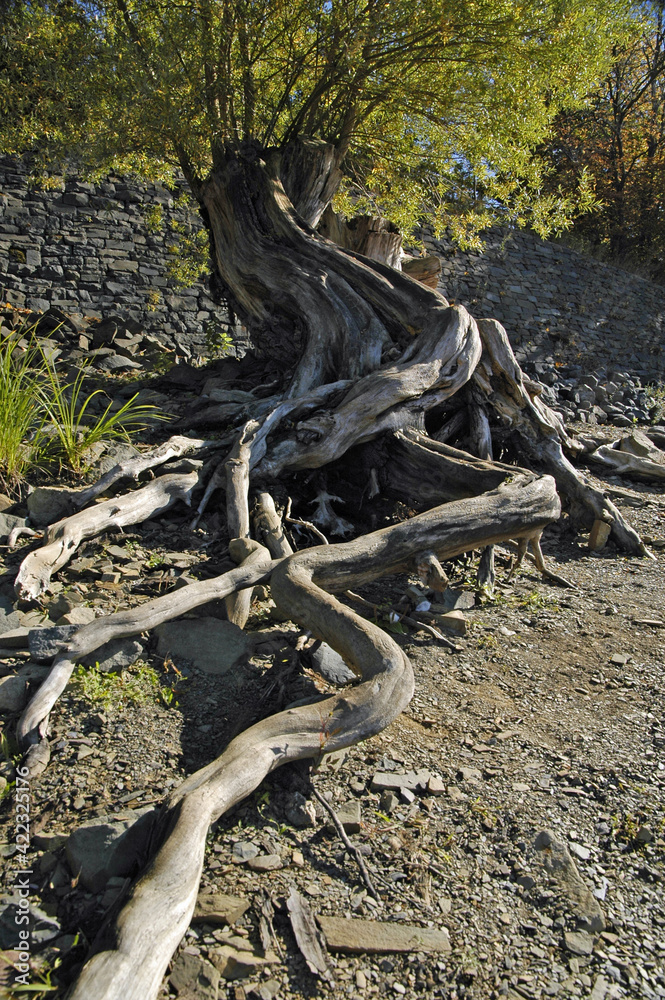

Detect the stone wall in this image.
[0,155,228,354]
[1,154,664,376]
[421,227,665,379]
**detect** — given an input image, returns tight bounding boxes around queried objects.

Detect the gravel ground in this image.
[0,438,664,1000]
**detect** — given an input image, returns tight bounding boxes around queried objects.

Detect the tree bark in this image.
[200,142,466,397]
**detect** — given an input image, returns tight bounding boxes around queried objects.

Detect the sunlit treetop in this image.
[0,0,643,242]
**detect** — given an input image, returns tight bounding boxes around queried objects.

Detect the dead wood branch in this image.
[14,472,201,601]
[73,436,211,508]
[255,492,295,557]
[17,556,279,745]
[225,422,259,626]
[309,784,380,900]
[64,473,559,1000]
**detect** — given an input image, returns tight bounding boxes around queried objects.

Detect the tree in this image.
[3,4,651,998]
[537,2,665,279]
[2,0,638,385]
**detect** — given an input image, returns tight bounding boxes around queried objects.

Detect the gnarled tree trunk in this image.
[15,135,651,1000]
[199,141,464,398]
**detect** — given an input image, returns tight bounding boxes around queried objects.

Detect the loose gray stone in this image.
[232,842,260,863]
[534,830,605,932]
[0,511,26,541]
[65,808,153,892]
[438,588,475,612]
[285,792,317,829]
[155,618,255,675]
[0,596,21,635]
[29,626,78,662]
[169,952,220,999]
[564,930,594,956]
[26,486,77,526]
[328,799,361,834]
[82,637,145,672]
[310,641,357,685]
[57,606,97,626]
[192,892,250,927]
[0,673,28,712]
[0,627,30,649]
[247,854,283,872]
[95,353,142,372]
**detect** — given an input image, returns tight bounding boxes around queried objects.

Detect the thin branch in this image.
[309,785,380,901]
[285,497,329,545]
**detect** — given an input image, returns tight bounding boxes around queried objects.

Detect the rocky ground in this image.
[0,313,664,1000]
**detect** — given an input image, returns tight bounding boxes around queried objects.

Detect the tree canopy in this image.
[537,1,665,279]
[1,0,641,242]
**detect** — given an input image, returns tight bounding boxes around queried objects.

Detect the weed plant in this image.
[0,334,46,487]
[71,662,177,709]
[39,359,166,474]
[0,322,167,485]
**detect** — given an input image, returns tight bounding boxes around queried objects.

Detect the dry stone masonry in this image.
[0,155,232,355]
[423,227,665,378]
[1,154,664,393]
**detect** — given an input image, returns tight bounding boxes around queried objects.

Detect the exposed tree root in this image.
[17,556,279,745]
[14,472,201,601]
[472,319,648,555]
[11,216,651,1000]
[73,435,212,508]
[64,472,559,1000]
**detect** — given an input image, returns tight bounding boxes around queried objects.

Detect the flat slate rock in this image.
[0,596,21,635]
[326,799,361,834]
[154,618,255,675]
[65,808,153,893]
[0,627,30,649]
[169,952,219,999]
[370,769,432,793]
[26,486,77,526]
[438,588,475,612]
[192,892,250,926]
[83,637,145,673]
[0,673,28,712]
[317,916,451,954]
[310,641,357,685]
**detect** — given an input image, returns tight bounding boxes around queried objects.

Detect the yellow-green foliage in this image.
[0,0,641,242]
[72,662,177,709]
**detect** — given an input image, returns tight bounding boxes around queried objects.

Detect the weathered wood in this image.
[318,206,403,267]
[14,472,200,601]
[473,318,648,555]
[66,472,560,1000]
[17,557,279,745]
[383,430,517,508]
[401,255,442,289]
[73,436,210,508]
[225,422,257,627]
[256,305,482,477]
[432,408,467,444]
[254,492,295,557]
[589,430,665,481]
[200,144,487,399]
[415,551,449,592]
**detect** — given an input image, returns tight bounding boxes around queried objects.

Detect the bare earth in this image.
[0,454,664,1000]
